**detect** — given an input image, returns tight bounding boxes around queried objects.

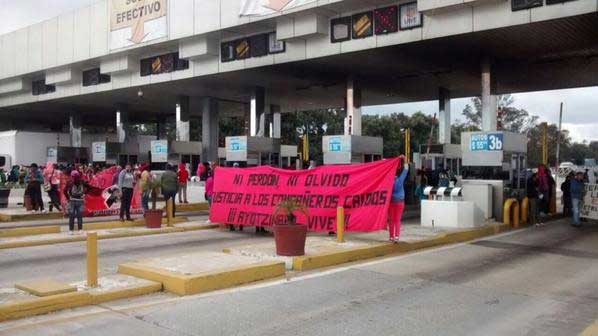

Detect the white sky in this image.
[1,0,597,143]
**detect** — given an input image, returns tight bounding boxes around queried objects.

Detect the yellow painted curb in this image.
[118,260,286,296]
[0,226,188,250]
[0,212,64,223]
[292,223,512,271]
[15,279,77,297]
[83,216,188,231]
[89,282,163,304]
[0,225,61,238]
[179,224,219,232]
[0,291,91,322]
[581,320,598,336]
[165,202,209,212]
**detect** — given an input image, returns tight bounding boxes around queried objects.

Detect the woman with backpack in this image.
[64,170,86,235]
[43,163,62,212]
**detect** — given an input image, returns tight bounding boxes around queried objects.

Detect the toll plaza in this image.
[0,1,597,330]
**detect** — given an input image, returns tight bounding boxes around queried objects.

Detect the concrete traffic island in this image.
[0,218,216,250]
[0,275,161,322]
[224,222,512,271]
[118,251,286,296]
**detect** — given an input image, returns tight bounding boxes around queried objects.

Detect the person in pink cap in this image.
[64,170,87,235]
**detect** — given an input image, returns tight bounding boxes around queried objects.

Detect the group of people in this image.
[527,164,587,227]
[9,161,218,235]
[559,169,588,228]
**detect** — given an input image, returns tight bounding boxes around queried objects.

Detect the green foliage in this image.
[219,117,247,145]
[459,95,537,133]
[273,199,309,225]
[281,109,344,163]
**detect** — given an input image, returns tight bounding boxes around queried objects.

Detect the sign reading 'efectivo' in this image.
[110,0,168,51]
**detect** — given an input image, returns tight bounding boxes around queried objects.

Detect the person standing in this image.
[177,163,189,204]
[389,155,409,243]
[44,163,62,212]
[25,163,45,212]
[561,172,574,217]
[118,164,135,221]
[527,173,540,226]
[161,164,179,218]
[205,170,214,225]
[537,164,551,215]
[64,171,86,235]
[570,171,585,228]
[138,164,151,212]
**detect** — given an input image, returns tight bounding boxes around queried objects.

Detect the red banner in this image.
[210,158,400,232]
[61,166,142,217]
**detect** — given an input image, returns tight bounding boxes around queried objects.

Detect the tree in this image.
[461,94,537,133]
[281,109,344,163]
[362,112,438,157]
[527,123,572,167]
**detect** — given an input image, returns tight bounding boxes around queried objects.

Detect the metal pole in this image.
[555,102,563,170]
[87,232,98,287]
[541,122,548,165]
[336,207,345,243]
[167,199,174,226]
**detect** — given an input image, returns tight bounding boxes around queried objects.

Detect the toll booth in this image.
[225,136,280,167]
[149,140,201,171]
[414,144,462,175]
[322,135,383,165]
[460,131,527,221]
[168,141,201,172]
[47,146,89,165]
[281,145,298,169]
[91,141,140,166]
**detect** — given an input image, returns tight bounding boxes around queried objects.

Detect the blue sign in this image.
[228,137,247,152]
[470,133,504,151]
[329,136,342,152]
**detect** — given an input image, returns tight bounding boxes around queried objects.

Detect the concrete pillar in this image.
[176,95,190,142]
[345,77,362,136]
[200,97,219,162]
[438,87,451,144]
[116,104,128,143]
[271,105,281,139]
[69,114,82,148]
[481,58,497,132]
[250,87,265,137]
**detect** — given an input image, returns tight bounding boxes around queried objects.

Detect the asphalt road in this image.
[1,218,596,335]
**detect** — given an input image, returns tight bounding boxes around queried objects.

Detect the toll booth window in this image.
[32,79,55,96]
[140,52,188,77]
[82,68,111,87]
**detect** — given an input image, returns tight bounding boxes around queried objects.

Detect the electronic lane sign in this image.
[470,133,504,151]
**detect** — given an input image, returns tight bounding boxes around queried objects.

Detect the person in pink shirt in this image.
[204,170,214,224]
[43,162,62,212]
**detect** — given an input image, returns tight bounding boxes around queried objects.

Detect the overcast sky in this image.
[1,0,597,143]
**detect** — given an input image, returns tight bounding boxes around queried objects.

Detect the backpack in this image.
[70,184,84,199]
